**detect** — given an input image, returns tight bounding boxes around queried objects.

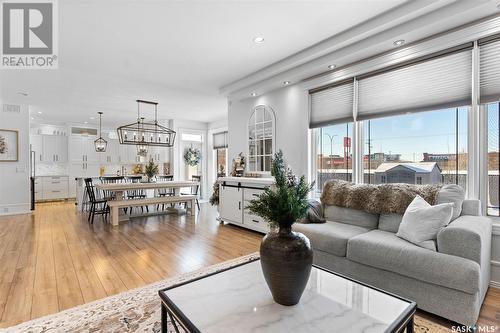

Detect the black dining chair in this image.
[99,176,124,200]
[84,178,109,224]
[182,175,201,211]
[125,176,149,213]
[156,175,174,210]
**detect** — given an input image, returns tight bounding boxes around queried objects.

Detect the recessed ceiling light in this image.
[283,81,291,85]
[90,117,95,120]
[30,117,34,120]
[328,64,336,70]
[37,111,42,114]
[84,121,88,124]
[250,92,257,97]
[393,39,405,46]
[253,36,265,43]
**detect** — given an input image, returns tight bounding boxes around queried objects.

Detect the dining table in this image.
[95,180,200,225]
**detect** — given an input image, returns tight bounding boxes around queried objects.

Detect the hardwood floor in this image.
[0,201,261,328]
[0,201,498,329]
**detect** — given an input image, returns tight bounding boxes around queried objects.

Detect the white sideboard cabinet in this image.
[218,177,274,234]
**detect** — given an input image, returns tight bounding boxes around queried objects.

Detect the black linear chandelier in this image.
[117,100,176,150]
[94,112,107,152]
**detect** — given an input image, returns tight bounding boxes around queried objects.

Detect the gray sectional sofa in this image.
[293,184,492,326]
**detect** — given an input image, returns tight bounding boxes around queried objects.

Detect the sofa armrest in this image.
[437,215,492,265]
[461,199,481,216]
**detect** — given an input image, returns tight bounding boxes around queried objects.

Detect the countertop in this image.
[218,176,275,185]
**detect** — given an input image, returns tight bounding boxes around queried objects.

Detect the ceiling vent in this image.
[71,127,98,136]
[2,104,21,113]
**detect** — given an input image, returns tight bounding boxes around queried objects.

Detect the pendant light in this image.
[136,117,148,156]
[117,100,176,148]
[94,112,107,152]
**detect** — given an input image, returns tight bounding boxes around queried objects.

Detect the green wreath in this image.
[184,147,201,167]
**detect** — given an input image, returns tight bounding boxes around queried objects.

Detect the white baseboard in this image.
[0,203,31,216]
[490,280,500,289]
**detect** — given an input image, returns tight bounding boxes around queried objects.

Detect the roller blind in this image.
[357,50,472,120]
[213,131,228,149]
[309,80,354,128]
[480,39,500,104]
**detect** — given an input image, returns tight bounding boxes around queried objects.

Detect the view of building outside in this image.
[364,107,468,189]
[488,103,499,216]
[315,123,353,195]
[315,108,469,196]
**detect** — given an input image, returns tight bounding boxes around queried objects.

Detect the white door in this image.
[219,185,243,224]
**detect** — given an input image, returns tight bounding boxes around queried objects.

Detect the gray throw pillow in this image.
[396,195,453,251]
[301,199,326,224]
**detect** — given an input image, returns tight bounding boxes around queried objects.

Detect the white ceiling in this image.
[0,0,406,126]
[0,0,497,127]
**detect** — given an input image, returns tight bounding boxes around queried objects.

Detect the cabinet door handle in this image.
[238,202,241,210]
[252,219,259,223]
[252,193,259,197]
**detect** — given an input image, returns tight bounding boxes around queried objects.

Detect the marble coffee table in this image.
[158,259,416,333]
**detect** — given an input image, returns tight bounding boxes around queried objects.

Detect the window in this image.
[181,133,202,142]
[248,105,275,172]
[215,148,227,178]
[364,107,468,189]
[314,122,353,196]
[487,102,499,216]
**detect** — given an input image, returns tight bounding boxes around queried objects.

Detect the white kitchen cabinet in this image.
[30,135,43,162]
[30,134,67,163]
[35,176,69,201]
[70,135,98,163]
[101,139,119,164]
[42,136,68,163]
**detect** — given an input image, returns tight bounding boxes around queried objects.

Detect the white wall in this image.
[491,224,500,288]
[228,84,309,177]
[0,104,31,215]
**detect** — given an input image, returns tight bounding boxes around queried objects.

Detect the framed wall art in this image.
[0,129,19,162]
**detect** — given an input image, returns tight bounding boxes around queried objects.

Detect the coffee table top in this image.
[159,259,415,333]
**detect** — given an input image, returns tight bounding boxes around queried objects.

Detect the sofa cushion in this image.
[347,230,480,294]
[378,213,403,233]
[323,205,379,229]
[437,184,465,220]
[293,221,370,257]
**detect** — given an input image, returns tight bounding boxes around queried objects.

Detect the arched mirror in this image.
[247,105,275,172]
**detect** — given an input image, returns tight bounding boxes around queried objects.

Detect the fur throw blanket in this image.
[321,180,443,215]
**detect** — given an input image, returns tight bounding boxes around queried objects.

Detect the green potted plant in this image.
[144,159,159,182]
[246,150,314,306]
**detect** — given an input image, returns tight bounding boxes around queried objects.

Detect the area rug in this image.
[2,252,451,333]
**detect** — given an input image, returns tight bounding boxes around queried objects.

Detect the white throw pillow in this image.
[396,195,453,251]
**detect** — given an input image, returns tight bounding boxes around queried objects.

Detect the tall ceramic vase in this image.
[260,226,313,306]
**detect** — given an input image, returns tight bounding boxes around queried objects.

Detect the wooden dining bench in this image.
[107,195,197,226]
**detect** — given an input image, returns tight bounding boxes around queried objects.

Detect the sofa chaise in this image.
[293,180,492,326]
